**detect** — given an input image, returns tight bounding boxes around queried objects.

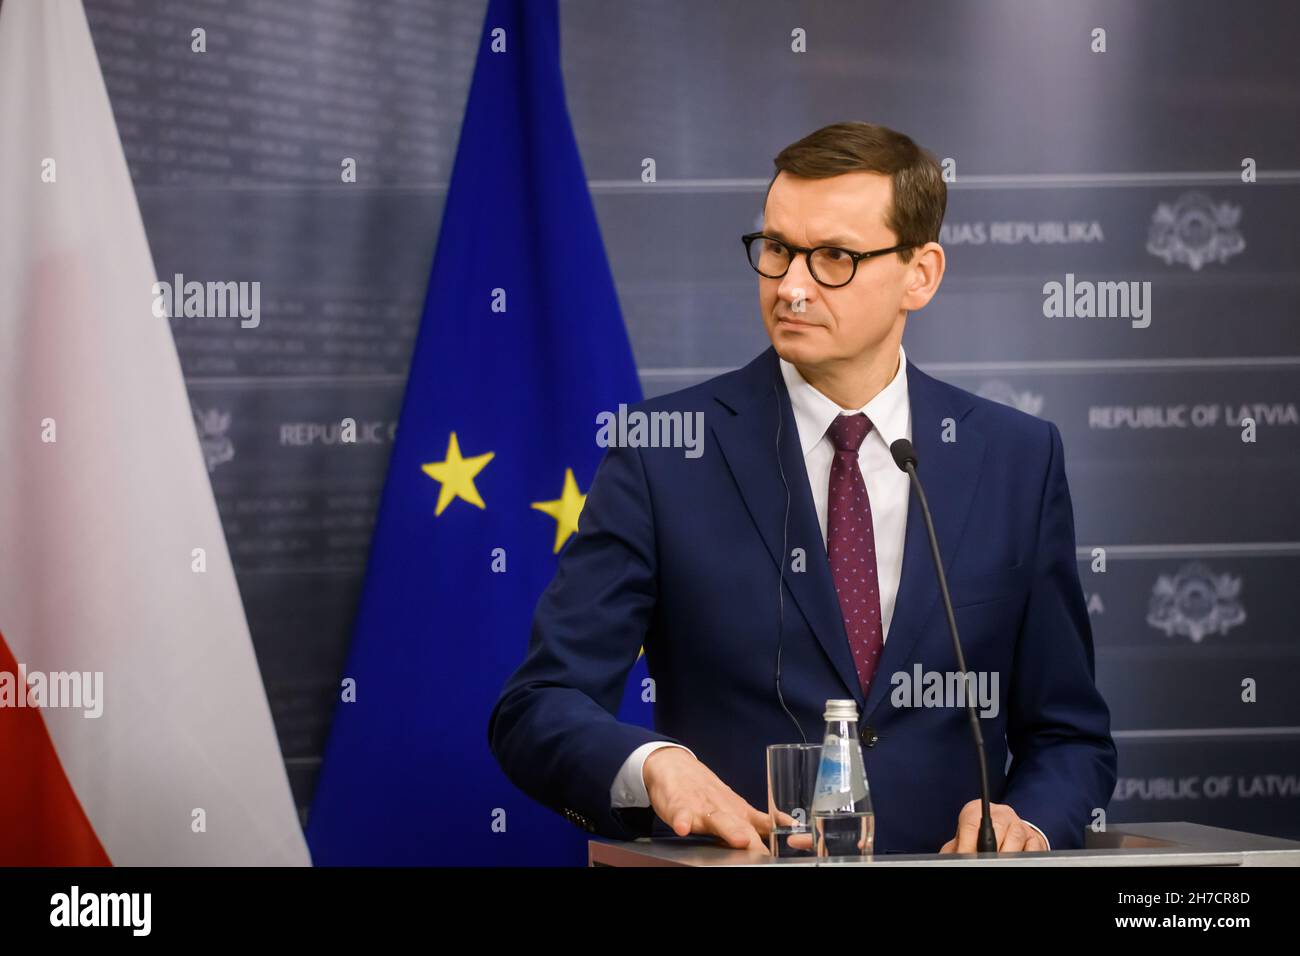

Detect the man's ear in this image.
[900,242,946,312]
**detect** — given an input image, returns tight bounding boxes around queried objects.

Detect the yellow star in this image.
[531,468,587,553]
[421,432,494,516]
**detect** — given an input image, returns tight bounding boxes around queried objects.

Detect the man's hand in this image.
[939,799,1048,853]
[642,747,770,853]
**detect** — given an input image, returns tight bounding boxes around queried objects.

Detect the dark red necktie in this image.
[826,413,885,698]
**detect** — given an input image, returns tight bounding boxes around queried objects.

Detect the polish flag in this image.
[0,0,310,865]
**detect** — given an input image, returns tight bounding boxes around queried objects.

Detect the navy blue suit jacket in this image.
[489,347,1116,853]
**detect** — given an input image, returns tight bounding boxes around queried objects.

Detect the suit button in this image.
[862,726,878,748]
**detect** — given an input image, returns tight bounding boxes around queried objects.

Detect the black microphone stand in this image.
[892,439,998,855]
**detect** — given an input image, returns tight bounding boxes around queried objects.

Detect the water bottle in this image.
[811,699,875,857]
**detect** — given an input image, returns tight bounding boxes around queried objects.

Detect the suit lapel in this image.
[711,349,864,704]
[861,360,986,723]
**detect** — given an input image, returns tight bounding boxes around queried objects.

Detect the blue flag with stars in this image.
[306,0,650,866]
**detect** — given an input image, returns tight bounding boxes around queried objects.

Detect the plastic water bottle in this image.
[811,699,875,858]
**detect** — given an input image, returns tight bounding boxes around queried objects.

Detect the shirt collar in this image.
[779,344,911,457]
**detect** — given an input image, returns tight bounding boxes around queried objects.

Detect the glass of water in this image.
[766,743,822,858]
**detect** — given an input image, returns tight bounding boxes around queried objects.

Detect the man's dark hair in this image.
[766,121,947,263]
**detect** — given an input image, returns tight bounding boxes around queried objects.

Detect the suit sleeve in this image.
[1001,420,1118,849]
[487,441,682,839]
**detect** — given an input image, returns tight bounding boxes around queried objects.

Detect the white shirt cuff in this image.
[610,741,695,808]
[1022,820,1051,851]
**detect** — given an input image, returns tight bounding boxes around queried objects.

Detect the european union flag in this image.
[306,0,650,866]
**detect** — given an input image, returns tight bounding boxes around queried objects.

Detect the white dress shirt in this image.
[607,344,1049,850]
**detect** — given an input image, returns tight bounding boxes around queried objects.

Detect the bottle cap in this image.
[823,699,859,721]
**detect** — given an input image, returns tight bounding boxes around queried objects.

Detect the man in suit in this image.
[489,121,1116,855]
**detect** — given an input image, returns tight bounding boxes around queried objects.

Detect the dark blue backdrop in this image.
[85,0,1300,845]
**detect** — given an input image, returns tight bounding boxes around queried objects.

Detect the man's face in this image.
[758,170,914,370]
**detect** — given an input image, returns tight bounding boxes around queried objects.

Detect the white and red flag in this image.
[0,0,309,865]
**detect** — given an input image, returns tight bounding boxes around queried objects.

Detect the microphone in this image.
[890,438,999,855]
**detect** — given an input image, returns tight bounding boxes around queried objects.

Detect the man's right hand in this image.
[642,746,771,853]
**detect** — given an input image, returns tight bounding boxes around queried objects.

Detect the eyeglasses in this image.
[741,232,915,288]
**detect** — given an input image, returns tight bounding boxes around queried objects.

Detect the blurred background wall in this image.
[83,0,1299,838]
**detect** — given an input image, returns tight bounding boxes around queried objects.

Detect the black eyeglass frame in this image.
[740,232,916,288]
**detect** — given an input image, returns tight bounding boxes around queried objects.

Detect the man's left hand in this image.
[938,800,1048,853]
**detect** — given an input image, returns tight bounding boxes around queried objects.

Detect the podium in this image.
[589,822,1300,866]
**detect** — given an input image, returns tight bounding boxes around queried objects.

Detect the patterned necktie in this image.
[826,413,885,699]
